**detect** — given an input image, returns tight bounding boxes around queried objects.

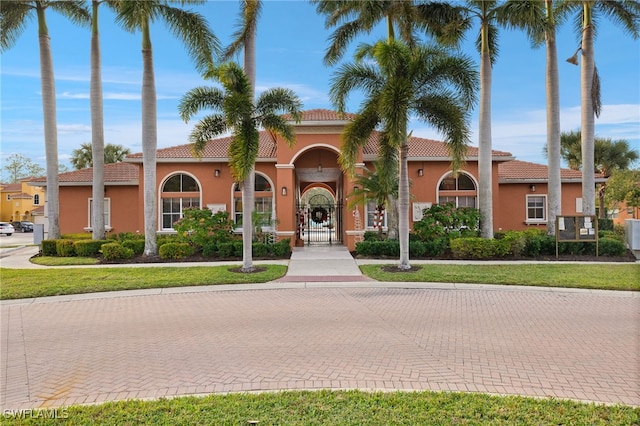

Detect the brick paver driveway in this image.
[2,285,638,409]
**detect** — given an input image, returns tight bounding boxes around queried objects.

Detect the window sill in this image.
[524,221,547,226]
[83,227,113,232]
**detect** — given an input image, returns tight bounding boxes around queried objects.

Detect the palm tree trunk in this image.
[398,139,410,269]
[241,4,257,272]
[91,0,105,240]
[478,36,493,239]
[37,6,60,239]
[141,20,158,256]
[545,0,561,236]
[580,3,596,215]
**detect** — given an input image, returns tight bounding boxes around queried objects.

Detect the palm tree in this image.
[178,62,303,272]
[557,130,639,217]
[71,143,132,169]
[223,0,262,271]
[115,0,220,256]
[455,0,513,239]
[347,163,399,237]
[562,1,640,216]
[502,0,565,236]
[330,39,477,269]
[0,1,90,239]
[312,0,464,66]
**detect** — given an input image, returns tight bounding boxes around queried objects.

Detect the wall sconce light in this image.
[317,163,323,173]
[281,186,287,196]
[417,168,424,177]
[529,184,536,192]
[214,169,220,177]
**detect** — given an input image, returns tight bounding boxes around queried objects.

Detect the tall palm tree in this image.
[562,0,640,216]
[0,1,90,239]
[455,0,512,239]
[501,0,565,236]
[223,0,262,271]
[330,39,477,269]
[557,130,639,217]
[115,0,220,256]
[178,62,303,272]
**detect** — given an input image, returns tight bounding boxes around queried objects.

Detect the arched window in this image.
[437,172,477,208]
[161,173,200,230]
[233,174,273,226]
[33,194,40,205]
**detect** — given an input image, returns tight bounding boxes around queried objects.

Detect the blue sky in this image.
[1,1,639,181]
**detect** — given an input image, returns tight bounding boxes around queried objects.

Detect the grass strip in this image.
[0,265,287,300]
[360,264,639,291]
[3,390,638,425]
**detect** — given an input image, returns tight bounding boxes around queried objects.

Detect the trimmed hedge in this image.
[56,239,76,257]
[159,242,195,259]
[74,239,108,257]
[101,242,134,260]
[122,239,145,255]
[598,238,627,257]
[41,239,58,256]
[61,233,92,240]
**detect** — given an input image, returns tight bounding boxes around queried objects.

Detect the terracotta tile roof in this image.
[363,133,513,160]
[127,132,278,160]
[31,162,139,185]
[0,183,22,191]
[287,108,357,122]
[8,193,32,199]
[31,206,45,215]
[498,160,605,181]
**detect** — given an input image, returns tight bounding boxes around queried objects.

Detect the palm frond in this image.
[0,1,33,51]
[157,4,220,74]
[178,86,225,122]
[48,1,91,27]
[228,124,260,182]
[188,114,228,158]
[223,0,262,60]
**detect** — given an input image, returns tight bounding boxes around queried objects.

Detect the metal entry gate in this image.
[296,202,343,245]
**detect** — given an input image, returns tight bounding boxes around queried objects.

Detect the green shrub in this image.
[613,224,626,241]
[172,208,234,249]
[271,239,291,257]
[159,242,195,259]
[598,238,627,257]
[56,239,76,257]
[413,203,480,240]
[217,242,235,258]
[253,242,269,257]
[233,241,244,257]
[364,231,384,241]
[60,233,92,240]
[409,241,426,257]
[74,239,108,257]
[450,238,497,259]
[498,231,526,256]
[108,232,144,241]
[423,237,448,257]
[355,240,400,257]
[101,242,134,260]
[122,239,145,255]
[598,218,614,231]
[202,241,218,257]
[157,234,181,247]
[41,239,58,256]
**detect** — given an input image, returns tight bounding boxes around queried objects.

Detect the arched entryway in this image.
[293,147,344,245]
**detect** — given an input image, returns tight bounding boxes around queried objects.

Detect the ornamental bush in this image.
[101,242,134,260]
[252,242,269,257]
[172,208,234,249]
[450,238,497,259]
[159,242,195,259]
[122,239,145,255]
[56,239,76,257]
[41,239,58,256]
[270,239,291,257]
[413,203,480,240]
[74,239,108,257]
[598,238,627,257]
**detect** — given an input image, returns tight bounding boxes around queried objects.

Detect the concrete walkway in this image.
[1,244,639,410]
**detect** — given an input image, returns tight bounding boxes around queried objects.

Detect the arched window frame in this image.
[231,172,275,230]
[159,172,202,231]
[436,171,478,208]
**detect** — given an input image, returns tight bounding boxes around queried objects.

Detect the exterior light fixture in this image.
[281,186,287,196]
[417,168,424,177]
[214,169,221,177]
[530,184,536,192]
[566,47,581,65]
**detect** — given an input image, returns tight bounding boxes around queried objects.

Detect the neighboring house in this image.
[30,109,604,249]
[0,177,46,224]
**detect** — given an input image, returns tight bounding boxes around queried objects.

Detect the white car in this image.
[0,222,15,236]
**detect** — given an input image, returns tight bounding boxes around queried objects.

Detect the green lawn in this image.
[3,390,638,425]
[360,263,640,291]
[0,265,287,300]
